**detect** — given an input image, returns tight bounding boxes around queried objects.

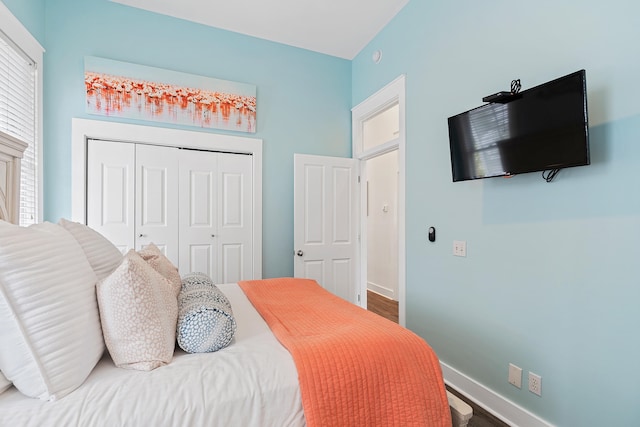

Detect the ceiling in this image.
[111,0,409,59]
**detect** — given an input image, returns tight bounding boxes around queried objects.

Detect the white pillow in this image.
[0,371,11,394]
[137,243,181,297]
[0,221,104,401]
[58,218,123,281]
[97,250,178,371]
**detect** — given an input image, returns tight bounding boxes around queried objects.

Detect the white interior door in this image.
[136,144,179,265]
[178,150,253,283]
[178,149,218,279]
[87,139,135,254]
[217,152,253,283]
[293,154,358,302]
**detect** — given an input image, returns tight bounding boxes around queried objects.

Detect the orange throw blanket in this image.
[238,277,452,427]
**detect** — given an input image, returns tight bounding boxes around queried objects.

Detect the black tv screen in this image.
[447,70,589,182]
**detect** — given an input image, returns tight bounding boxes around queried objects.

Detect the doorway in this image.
[352,75,406,326]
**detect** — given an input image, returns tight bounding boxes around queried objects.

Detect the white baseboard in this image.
[366,281,395,300]
[441,362,554,427]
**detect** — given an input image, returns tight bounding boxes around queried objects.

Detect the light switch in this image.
[453,240,466,257]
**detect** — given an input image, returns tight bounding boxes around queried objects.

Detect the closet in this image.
[86,139,253,283]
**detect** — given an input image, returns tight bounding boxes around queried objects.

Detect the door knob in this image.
[138,233,146,238]
[296,250,304,257]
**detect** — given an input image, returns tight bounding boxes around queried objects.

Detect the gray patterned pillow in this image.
[177,273,236,353]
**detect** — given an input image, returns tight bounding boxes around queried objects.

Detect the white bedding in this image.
[0,283,305,427]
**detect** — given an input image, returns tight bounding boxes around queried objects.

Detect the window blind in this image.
[0,30,37,226]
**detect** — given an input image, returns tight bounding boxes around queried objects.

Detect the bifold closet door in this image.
[179,150,253,283]
[87,139,135,254]
[135,143,179,265]
[88,139,253,282]
[178,149,217,279]
[217,152,253,283]
[87,140,179,263]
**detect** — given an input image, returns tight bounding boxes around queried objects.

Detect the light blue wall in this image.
[40,0,351,278]
[353,1,640,426]
[1,0,45,44]
[7,0,640,424]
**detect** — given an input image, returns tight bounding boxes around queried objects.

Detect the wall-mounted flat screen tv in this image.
[447,70,589,182]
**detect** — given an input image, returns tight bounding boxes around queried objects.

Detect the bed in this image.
[0,282,305,426]
[0,141,471,427]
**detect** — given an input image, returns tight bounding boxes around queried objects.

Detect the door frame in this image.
[351,75,406,326]
[71,118,263,280]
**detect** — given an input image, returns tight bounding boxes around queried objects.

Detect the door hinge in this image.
[357,294,361,302]
[357,233,361,242]
[357,175,361,183]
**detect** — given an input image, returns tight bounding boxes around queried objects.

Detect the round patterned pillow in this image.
[177,273,237,353]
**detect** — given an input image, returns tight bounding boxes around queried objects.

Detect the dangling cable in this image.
[542,169,560,182]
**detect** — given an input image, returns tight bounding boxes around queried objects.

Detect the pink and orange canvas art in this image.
[85,57,257,133]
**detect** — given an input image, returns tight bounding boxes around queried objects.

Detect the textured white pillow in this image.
[97,250,178,371]
[138,243,181,297]
[0,221,104,401]
[58,218,123,281]
[0,371,11,394]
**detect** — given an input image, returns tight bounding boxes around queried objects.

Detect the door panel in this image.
[188,244,212,275]
[218,153,253,282]
[222,243,243,283]
[303,165,324,244]
[103,166,127,227]
[136,144,179,265]
[294,154,358,302]
[87,140,134,254]
[332,258,351,297]
[332,166,353,243]
[179,149,218,279]
[140,167,168,226]
[303,260,324,286]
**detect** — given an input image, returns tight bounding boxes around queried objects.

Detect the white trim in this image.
[352,74,406,326]
[0,2,45,223]
[71,118,263,279]
[359,137,399,160]
[0,132,28,159]
[367,283,394,300]
[441,362,555,427]
[0,3,44,56]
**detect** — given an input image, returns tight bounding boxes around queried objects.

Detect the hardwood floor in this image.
[366,290,398,323]
[367,291,510,427]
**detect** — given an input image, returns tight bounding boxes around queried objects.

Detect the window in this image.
[0,5,43,226]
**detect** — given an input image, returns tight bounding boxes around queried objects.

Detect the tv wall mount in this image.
[482,79,522,103]
[481,78,562,182]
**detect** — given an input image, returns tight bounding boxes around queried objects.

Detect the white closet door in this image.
[218,153,253,283]
[87,140,135,254]
[87,139,252,282]
[178,149,218,279]
[136,144,179,266]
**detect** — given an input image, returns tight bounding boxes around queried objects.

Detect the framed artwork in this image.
[85,56,256,133]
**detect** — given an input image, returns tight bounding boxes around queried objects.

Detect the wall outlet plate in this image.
[529,372,542,396]
[508,363,522,388]
[453,240,467,257]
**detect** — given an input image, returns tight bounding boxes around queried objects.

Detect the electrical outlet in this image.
[528,372,542,396]
[508,363,522,388]
[453,240,467,257]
